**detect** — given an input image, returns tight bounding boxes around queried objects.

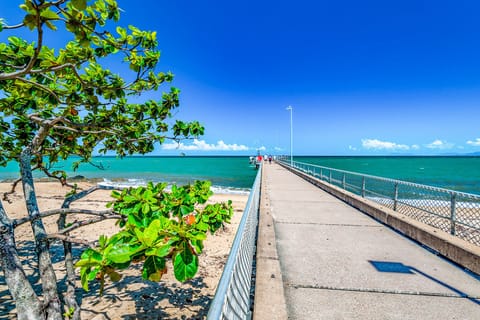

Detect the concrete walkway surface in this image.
[254,163,480,320]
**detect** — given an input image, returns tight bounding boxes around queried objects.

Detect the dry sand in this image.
[0,181,248,319]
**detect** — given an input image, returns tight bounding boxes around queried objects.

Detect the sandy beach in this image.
[0,181,248,319]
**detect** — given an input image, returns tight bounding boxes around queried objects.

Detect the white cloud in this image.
[257,146,266,151]
[467,138,480,146]
[348,145,357,151]
[162,139,249,151]
[411,144,420,150]
[274,147,283,151]
[426,139,454,149]
[361,139,410,151]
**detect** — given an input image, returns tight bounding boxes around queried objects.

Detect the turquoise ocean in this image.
[294,156,480,195]
[0,156,258,194]
[0,156,479,195]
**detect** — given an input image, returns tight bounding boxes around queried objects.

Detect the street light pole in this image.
[286,106,293,166]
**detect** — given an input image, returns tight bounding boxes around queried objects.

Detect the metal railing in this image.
[207,165,261,320]
[278,157,480,246]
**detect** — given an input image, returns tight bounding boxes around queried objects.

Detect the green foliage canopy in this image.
[77,181,233,293]
[0,0,204,180]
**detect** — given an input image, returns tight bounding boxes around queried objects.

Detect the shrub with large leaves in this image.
[76,181,233,293]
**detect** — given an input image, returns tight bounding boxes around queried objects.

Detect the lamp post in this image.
[286,105,293,166]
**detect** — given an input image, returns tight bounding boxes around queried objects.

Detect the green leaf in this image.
[45,20,57,31]
[143,219,160,247]
[40,9,60,20]
[107,270,122,282]
[23,14,36,30]
[142,202,150,214]
[80,268,90,291]
[146,242,172,257]
[142,256,166,281]
[105,243,134,263]
[79,248,102,262]
[180,205,191,216]
[173,243,198,282]
[72,0,87,10]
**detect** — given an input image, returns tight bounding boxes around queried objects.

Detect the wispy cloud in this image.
[274,147,284,151]
[426,139,454,149]
[257,146,266,151]
[361,139,410,151]
[467,138,480,146]
[162,139,249,151]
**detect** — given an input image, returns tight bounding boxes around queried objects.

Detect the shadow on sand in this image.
[1,240,213,319]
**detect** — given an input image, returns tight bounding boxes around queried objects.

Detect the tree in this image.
[0,1,233,319]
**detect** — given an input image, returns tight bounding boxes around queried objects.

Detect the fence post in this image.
[393,183,398,211]
[329,171,332,184]
[450,193,456,235]
[342,173,346,189]
[320,168,323,180]
[362,177,366,198]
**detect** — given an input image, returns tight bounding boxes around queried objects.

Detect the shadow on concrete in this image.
[369,260,480,306]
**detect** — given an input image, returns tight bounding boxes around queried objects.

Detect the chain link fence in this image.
[207,165,261,320]
[279,158,480,246]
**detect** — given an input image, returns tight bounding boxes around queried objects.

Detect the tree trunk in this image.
[58,204,80,320]
[0,201,43,320]
[57,185,111,320]
[20,148,63,320]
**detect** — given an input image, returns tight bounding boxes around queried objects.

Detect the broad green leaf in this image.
[145,242,172,257]
[105,243,134,263]
[180,205,191,216]
[142,202,150,214]
[142,256,166,281]
[40,9,60,20]
[143,219,160,247]
[191,239,204,255]
[128,214,143,227]
[72,0,87,10]
[80,268,89,291]
[80,248,102,262]
[23,14,36,30]
[173,243,198,282]
[124,195,137,203]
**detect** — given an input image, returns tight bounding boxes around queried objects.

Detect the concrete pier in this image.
[254,163,480,319]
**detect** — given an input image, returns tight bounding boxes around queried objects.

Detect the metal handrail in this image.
[278,157,480,246]
[207,164,262,320]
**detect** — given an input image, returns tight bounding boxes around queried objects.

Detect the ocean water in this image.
[1,156,479,195]
[0,156,258,194]
[294,156,480,195]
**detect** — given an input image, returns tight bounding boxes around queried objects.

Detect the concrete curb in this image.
[279,162,480,275]
[253,166,288,320]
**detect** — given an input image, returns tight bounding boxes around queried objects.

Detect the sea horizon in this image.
[1,155,479,195]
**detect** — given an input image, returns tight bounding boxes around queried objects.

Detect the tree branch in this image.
[2,177,22,203]
[58,213,123,235]
[2,23,25,30]
[15,77,61,103]
[13,208,116,228]
[30,63,86,87]
[47,233,95,248]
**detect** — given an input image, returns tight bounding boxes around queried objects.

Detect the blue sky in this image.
[3,0,480,155]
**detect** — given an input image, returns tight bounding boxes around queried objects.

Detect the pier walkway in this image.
[254,163,480,319]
